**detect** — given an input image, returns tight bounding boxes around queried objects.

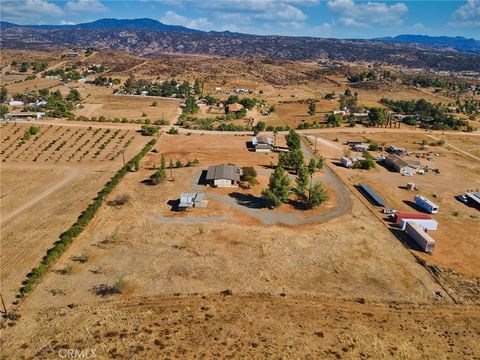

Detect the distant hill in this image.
[374,35,480,55]
[1,19,480,71]
[0,18,200,33]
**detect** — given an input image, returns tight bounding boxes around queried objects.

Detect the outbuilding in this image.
[404,221,436,253]
[206,164,241,187]
[178,192,207,210]
[340,156,353,168]
[252,137,273,152]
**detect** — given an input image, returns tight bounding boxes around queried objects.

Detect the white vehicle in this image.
[383,209,398,214]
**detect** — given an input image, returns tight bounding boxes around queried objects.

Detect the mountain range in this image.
[1,18,479,71]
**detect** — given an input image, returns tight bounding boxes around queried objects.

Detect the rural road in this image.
[1,167,80,225]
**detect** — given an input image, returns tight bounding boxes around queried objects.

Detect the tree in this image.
[254,121,266,133]
[0,105,8,118]
[326,113,342,127]
[66,89,81,102]
[150,168,166,184]
[178,81,191,97]
[261,166,291,208]
[169,158,174,180]
[241,166,258,188]
[184,96,199,114]
[307,158,317,174]
[308,101,316,116]
[278,148,304,172]
[0,87,7,103]
[344,88,352,97]
[194,79,202,96]
[294,165,309,201]
[286,129,301,150]
[307,182,328,209]
[160,154,166,171]
[368,107,388,127]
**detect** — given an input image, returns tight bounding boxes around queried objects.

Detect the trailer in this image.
[399,218,438,231]
[393,212,432,224]
[414,195,439,214]
[404,221,436,253]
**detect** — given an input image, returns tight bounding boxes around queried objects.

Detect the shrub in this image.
[167,127,179,135]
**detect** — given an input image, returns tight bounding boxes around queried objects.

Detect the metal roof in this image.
[206,164,241,181]
[252,137,273,146]
[357,183,386,207]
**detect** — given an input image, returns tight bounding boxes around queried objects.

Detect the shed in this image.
[394,212,432,224]
[206,164,241,187]
[404,222,436,253]
[252,137,273,152]
[340,157,353,168]
[178,192,207,210]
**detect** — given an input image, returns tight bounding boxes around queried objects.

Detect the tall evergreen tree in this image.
[261,166,291,208]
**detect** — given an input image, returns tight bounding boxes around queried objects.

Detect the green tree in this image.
[160,154,166,170]
[278,148,304,172]
[285,129,301,150]
[326,113,342,127]
[184,96,199,114]
[262,166,291,208]
[308,101,316,116]
[307,158,317,174]
[0,87,7,103]
[241,166,258,188]
[368,107,388,126]
[294,165,309,201]
[254,121,266,133]
[150,168,166,184]
[178,81,191,97]
[307,182,328,209]
[66,89,81,102]
[0,105,9,118]
[194,79,202,96]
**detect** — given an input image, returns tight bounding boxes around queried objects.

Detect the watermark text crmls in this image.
[58,348,97,359]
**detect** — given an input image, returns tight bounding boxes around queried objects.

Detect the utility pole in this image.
[121,149,125,167]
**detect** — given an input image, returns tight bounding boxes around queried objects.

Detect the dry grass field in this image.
[0,123,148,305]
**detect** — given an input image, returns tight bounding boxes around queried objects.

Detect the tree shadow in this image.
[289,199,310,211]
[229,192,266,209]
[90,284,121,297]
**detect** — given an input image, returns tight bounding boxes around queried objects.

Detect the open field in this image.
[0,122,149,305]
[3,295,480,359]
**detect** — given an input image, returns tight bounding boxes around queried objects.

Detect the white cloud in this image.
[0,0,64,23]
[60,20,76,25]
[160,11,213,30]
[65,0,107,13]
[451,0,480,27]
[327,0,408,27]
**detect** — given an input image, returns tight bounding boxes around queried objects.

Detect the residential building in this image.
[206,164,241,187]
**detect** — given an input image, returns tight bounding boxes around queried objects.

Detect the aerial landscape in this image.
[0,0,479,358]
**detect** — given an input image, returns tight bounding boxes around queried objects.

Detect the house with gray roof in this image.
[206,164,241,187]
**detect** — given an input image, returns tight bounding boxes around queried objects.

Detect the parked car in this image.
[383,209,398,214]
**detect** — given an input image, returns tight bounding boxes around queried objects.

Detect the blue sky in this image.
[1,0,479,39]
